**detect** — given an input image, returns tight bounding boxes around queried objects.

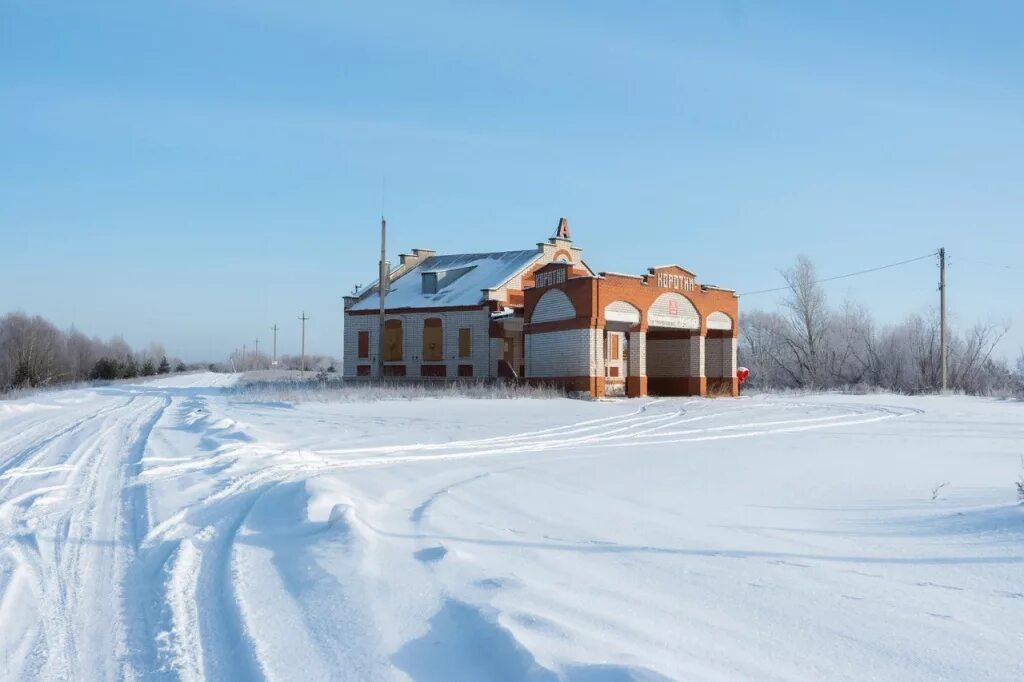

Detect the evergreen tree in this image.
[174,361,187,373]
[13,360,34,387]
[158,356,171,374]
[120,357,139,379]
[141,360,156,376]
[91,358,119,380]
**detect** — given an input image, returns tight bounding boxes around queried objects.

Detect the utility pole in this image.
[939,247,947,392]
[271,324,279,367]
[254,338,259,371]
[298,312,310,373]
[242,344,247,372]
[378,215,389,378]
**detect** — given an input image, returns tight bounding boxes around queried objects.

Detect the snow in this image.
[1,374,1023,680]
[348,250,541,310]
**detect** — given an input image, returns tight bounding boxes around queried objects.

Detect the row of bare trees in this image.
[739,256,1022,396]
[0,312,189,392]
[226,349,337,373]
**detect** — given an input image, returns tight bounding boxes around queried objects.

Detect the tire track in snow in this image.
[0,393,171,680]
[300,402,920,473]
[118,393,176,679]
[0,397,130,484]
[315,399,674,456]
[0,398,134,678]
[0,385,919,679]
[0,399,149,678]
[139,459,283,680]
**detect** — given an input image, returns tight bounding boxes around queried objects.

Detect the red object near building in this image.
[737,367,750,384]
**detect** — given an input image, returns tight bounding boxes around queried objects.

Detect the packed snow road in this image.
[0,373,1022,681]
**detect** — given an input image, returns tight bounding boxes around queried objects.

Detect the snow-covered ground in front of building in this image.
[1,373,1022,680]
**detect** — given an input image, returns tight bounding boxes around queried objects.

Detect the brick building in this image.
[343,219,738,398]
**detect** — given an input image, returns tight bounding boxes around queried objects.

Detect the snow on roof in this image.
[599,271,643,279]
[349,250,542,311]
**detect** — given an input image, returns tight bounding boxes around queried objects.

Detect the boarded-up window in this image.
[421,364,446,377]
[384,319,403,361]
[609,334,620,361]
[423,318,443,361]
[458,328,471,358]
[458,364,473,377]
[383,364,406,377]
[357,365,371,376]
[357,331,369,358]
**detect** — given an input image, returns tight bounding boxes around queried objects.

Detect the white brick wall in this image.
[703,336,737,378]
[343,308,493,378]
[531,289,576,323]
[647,335,705,378]
[605,300,641,325]
[526,328,601,377]
[707,311,733,331]
[730,336,738,376]
[628,331,646,377]
[705,336,725,377]
[648,292,700,330]
[646,338,689,378]
[690,335,705,378]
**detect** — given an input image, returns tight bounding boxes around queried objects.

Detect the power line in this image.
[739,251,938,296]
[952,257,1024,272]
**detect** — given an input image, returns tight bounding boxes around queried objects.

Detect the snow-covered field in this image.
[1,373,1022,681]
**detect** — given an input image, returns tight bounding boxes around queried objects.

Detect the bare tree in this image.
[779,255,830,388]
[739,255,1014,396]
[739,310,797,389]
[0,311,193,394]
[0,313,66,388]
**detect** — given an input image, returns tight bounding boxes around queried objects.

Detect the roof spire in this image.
[554,217,570,240]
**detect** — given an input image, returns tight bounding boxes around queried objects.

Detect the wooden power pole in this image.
[298,312,310,372]
[939,247,947,391]
[271,324,279,367]
[254,338,259,371]
[378,216,389,379]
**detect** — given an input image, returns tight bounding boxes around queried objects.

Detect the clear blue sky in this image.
[2,1,1022,362]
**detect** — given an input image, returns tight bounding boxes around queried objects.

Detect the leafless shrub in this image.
[229,376,566,404]
[931,481,949,501]
[1,310,189,396]
[1016,457,1024,505]
[739,256,1016,396]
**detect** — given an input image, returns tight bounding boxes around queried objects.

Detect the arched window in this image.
[423,318,443,361]
[384,319,403,361]
[531,288,576,323]
[648,292,700,330]
[707,312,734,331]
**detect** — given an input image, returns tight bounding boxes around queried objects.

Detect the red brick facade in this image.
[343,218,739,399]
[524,261,739,398]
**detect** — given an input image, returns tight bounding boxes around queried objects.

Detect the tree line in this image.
[227,348,337,373]
[0,312,192,392]
[739,256,1024,397]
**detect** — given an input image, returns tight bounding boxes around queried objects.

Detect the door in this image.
[605,331,628,396]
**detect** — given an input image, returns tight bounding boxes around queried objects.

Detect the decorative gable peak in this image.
[554,217,570,240]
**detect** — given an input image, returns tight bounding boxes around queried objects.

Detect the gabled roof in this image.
[348,250,542,311]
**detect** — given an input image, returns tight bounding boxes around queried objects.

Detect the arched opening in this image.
[422,317,443,361]
[531,288,576,323]
[646,292,702,396]
[383,319,405,376]
[705,312,735,394]
[421,317,445,377]
[603,301,642,397]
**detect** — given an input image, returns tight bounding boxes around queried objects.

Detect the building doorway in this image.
[604,329,629,397]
